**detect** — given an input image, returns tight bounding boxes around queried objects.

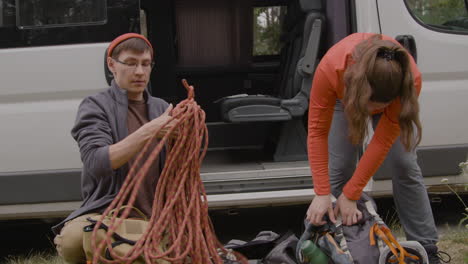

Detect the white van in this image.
[0,0,467,220]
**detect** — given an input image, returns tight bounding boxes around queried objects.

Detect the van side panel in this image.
[0,44,109,172]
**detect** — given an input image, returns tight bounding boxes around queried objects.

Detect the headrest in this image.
[299,0,322,12]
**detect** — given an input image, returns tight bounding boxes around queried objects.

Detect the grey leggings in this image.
[328,101,438,245]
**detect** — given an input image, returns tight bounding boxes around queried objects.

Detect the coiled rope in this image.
[90,79,246,264]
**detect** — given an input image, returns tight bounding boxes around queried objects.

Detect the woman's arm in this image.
[343,105,401,200]
[307,62,338,195]
[342,54,422,201]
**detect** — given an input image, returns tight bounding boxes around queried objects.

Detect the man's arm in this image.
[71,97,114,178]
[109,104,174,170]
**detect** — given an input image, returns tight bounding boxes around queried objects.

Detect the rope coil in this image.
[90,79,246,264]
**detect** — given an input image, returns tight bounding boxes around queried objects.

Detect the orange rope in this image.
[370,224,419,264]
[90,79,247,264]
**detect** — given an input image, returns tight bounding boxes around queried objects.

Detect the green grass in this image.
[2,253,65,264]
[438,227,468,264]
[381,206,405,238]
[3,228,467,264]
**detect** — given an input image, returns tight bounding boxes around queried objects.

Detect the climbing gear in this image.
[379,241,429,264]
[82,207,168,264]
[225,231,299,263]
[262,232,299,264]
[87,80,246,264]
[296,193,429,264]
[365,197,428,264]
[296,219,353,264]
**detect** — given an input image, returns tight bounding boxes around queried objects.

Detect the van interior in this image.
[100,0,356,194]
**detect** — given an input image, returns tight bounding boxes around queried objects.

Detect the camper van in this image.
[0,0,467,220]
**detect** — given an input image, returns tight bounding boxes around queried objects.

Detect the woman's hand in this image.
[334,193,362,226]
[306,194,336,226]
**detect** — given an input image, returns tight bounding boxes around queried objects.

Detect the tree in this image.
[406,0,468,27]
[253,6,285,56]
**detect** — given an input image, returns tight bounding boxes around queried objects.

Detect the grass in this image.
[381,206,406,238]
[3,229,467,264]
[2,252,65,264]
[437,226,468,264]
[384,215,468,263]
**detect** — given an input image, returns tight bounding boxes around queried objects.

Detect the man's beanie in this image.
[107,33,153,58]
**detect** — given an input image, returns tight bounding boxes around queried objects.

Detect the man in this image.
[52,33,175,264]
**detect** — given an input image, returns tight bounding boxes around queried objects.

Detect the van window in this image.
[17,0,107,29]
[0,0,15,27]
[253,6,286,56]
[405,0,468,33]
[140,9,148,38]
[0,0,138,49]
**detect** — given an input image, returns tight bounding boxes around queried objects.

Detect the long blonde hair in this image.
[342,34,422,151]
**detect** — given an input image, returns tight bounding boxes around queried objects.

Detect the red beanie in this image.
[107,33,153,58]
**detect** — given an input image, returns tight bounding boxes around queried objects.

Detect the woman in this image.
[306,33,441,262]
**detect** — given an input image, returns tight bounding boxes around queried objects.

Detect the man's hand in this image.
[334,193,362,226]
[306,194,336,226]
[139,104,177,140]
[109,104,178,170]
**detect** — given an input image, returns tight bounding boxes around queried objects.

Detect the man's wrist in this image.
[135,125,150,141]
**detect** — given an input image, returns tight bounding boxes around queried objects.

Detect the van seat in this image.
[219,0,324,123]
[220,94,288,122]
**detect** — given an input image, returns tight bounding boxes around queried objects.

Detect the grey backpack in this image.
[225,230,299,264]
[296,193,429,264]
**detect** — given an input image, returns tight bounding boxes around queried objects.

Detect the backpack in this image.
[225,230,299,264]
[296,193,429,264]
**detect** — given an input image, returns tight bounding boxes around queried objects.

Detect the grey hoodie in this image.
[52,80,168,235]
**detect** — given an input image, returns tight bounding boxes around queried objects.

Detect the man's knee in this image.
[55,214,96,263]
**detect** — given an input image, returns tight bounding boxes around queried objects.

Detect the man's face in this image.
[107,50,153,98]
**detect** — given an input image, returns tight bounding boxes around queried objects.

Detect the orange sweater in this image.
[307,33,421,200]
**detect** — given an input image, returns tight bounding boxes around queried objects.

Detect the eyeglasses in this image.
[113,58,155,71]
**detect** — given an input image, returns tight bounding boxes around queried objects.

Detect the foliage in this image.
[441,177,468,229]
[253,6,285,56]
[406,0,468,30]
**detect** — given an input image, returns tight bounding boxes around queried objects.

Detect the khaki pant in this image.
[54,213,98,264]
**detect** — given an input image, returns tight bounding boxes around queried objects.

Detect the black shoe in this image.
[424,244,451,264]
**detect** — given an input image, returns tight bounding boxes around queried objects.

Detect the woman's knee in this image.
[329,152,357,179]
[391,155,424,186]
[329,157,357,195]
[394,150,419,169]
